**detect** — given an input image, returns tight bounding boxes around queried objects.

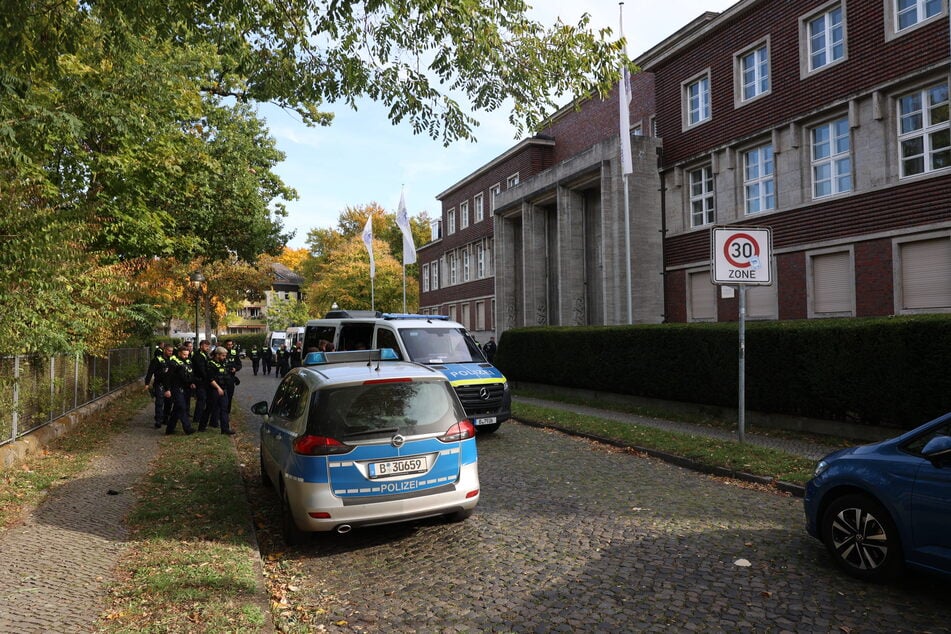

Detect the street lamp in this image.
[190,271,205,342]
[331,301,339,310]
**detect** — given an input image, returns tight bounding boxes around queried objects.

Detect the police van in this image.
[304,312,510,433]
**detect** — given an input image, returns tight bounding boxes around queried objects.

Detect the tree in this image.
[265,297,312,332]
[306,237,412,314]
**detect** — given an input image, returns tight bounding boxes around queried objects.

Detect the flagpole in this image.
[619,2,633,324]
[402,263,407,313]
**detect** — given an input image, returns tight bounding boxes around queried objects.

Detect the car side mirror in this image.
[921,435,951,466]
[251,400,270,416]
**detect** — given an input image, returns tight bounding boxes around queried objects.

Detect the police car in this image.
[251,348,480,545]
[304,312,510,433]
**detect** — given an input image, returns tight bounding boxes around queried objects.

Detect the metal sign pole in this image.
[738,285,746,444]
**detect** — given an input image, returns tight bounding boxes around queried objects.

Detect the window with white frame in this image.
[737,42,770,102]
[474,193,484,222]
[650,116,658,137]
[431,260,440,290]
[448,304,457,321]
[506,173,520,188]
[476,241,485,278]
[684,73,711,127]
[632,124,643,136]
[489,183,501,212]
[485,238,494,276]
[688,165,715,227]
[460,200,469,229]
[476,300,486,330]
[898,82,950,178]
[447,208,456,234]
[804,4,845,73]
[897,236,951,310]
[463,247,470,282]
[422,263,429,292]
[461,303,470,329]
[448,251,457,285]
[688,270,717,321]
[811,117,852,198]
[430,219,442,241]
[743,144,775,213]
[895,0,943,32]
[809,250,853,316]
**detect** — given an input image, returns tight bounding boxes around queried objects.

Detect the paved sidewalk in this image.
[514,395,848,461]
[0,406,160,633]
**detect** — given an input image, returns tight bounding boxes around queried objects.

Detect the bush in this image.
[495,315,951,430]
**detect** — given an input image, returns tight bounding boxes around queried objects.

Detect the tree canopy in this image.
[0,0,626,354]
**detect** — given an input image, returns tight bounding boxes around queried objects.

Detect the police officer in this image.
[192,340,212,426]
[164,346,196,435]
[144,344,174,428]
[290,343,302,369]
[204,347,236,434]
[249,344,261,375]
[276,344,290,378]
[222,339,242,414]
[262,345,273,375]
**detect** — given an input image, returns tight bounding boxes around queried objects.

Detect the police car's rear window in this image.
[307,380,462,439]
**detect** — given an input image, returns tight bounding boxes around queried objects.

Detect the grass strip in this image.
[100,427,268,633]
[0,391,144,529]
[513,401,817,486]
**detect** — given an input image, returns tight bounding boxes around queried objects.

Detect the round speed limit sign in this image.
[711,227,772,284]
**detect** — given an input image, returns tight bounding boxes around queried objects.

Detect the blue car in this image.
[804,411,951,581]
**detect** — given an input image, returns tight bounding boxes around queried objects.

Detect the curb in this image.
[516,417,806,498]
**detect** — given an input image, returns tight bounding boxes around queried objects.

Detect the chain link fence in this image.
[0,348,149,447]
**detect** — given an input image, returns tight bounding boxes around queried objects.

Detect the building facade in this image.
[645,0,951,322]
[420,0,951,335]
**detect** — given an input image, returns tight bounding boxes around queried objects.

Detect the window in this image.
[632,124,643,136]
[460,200,469,229]
[463,247,470,282]
[688,270,716,321]
[650,116,658,137]
[684,73,711,126]
[898,82,950,177]
[448,251,457,285]
[805,4,845,72]
[809,250,853,316]
[430,219,442,241]
[489,183,501,212]
[474,193,484,222]
[896,0,942,32]
[476,241,486,278]
[811,117,852,198]
[746,284,778,319]
[897,237,951,311]
[448,304,457,322]
[422,264,429,292]
[743,144,775,213]
[737,42,770,102]
[461,303,470,329]
[506,173,520,188]
[476,301,486,330]
[688,165,715,227]
[431,260,440,290]
[447,208,456,234]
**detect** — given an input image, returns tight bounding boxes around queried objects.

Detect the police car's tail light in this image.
[439,420,475,442]
[293,434,353,455]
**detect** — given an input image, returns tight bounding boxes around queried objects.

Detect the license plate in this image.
[473,416,497,426]
[368,457,427,479]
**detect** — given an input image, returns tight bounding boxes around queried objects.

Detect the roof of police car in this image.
[295,358,446,386]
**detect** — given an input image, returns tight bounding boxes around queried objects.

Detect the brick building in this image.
[420,0,950,337]
[645,0,951,321]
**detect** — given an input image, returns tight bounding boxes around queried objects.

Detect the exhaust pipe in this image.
[336,524,352,534]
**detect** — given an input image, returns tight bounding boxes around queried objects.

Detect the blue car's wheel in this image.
[281,482,308,547]
[821,493,902,582]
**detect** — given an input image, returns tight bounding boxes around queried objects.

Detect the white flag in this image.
[618,6,633,176]
[395,191,417,265]
[362,215,375,279]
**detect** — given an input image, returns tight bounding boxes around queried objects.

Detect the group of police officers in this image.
[143,339,242,436]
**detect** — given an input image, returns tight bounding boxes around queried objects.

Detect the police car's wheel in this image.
[281,483,307,546]
[476,423,500,434]
[445,508,473,523]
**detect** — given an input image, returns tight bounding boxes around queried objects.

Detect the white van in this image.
[265,330,287,353]
[304,312,510,433]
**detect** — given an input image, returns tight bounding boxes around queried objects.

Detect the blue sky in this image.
[264,1,737,248]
